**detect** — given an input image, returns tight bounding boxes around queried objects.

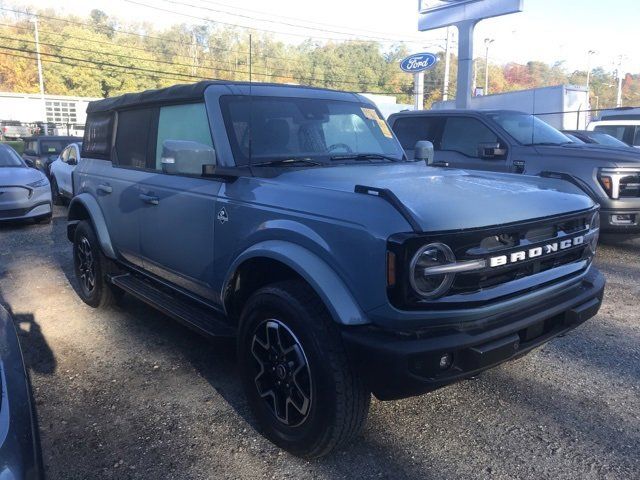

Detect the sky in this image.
[14,0,639,74]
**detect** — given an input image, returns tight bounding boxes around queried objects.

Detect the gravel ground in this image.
[0,205,638,480]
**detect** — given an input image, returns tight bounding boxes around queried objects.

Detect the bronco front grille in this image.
[450,214,591,296]
[387,208,598,310]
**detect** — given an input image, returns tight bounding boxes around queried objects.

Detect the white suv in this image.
[587,119,640,149]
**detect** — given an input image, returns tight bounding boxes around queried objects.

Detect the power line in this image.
[0,44,210,81]
[126,0,427,44]
[0,49,204,85]
[0,32,423,90]
[158,0,425,43]
[194,0,426,40]
[0,7,433,74]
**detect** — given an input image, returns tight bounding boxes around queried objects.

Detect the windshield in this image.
[588,132,629,147]
[39,140,70,155]
[0,146,25,167]
[220,95,404,165]
[487,112,572,146]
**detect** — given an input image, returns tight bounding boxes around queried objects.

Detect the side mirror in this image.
[24,158,35,168]
[161,140,216,176]
[414,140,435,165]
[478,142,507,159]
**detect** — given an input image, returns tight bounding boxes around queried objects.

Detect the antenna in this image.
[248,33,254,176]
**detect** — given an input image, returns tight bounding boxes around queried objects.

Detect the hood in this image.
[272,163,595,232]
[535,143,640,166]
[0,167,46,187]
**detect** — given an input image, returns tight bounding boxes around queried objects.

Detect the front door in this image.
[57,145,77,197]
[435,116,510,172]
[138,103,222,302]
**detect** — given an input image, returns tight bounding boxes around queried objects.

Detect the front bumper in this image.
[599,208,640,233]
[0,186,52,222]
[341,267,605,400]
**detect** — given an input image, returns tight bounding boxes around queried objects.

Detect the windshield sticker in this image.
[377,119,393,138]
[47,147,56,152]
[361,107,379,120]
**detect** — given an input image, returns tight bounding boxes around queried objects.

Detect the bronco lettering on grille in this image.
[489,235,584,268]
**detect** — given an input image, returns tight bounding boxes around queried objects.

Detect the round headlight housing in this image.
[589,211,600,254]
[409,243,456,299]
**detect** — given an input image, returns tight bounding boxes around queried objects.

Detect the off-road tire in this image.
[73,220,118,308]
[238,280,370,459]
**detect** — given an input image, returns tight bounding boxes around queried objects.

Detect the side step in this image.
[109,274,236,338]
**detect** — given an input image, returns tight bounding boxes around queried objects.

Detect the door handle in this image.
[139,193,159,205]
[97,184,112,194]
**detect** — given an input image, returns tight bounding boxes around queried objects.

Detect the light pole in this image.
[615,55,625,108]
[32,16,48,135]
[586,50,596,91]
[442,26,452,101]
[484,38,494,95]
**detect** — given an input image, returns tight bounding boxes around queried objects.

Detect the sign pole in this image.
[414,71,424,110]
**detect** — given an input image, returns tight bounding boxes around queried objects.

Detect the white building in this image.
[0,91,98,128]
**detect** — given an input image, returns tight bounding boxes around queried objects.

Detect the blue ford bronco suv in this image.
[68,81,605,458]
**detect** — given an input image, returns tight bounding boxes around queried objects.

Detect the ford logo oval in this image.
[400,52,438,73]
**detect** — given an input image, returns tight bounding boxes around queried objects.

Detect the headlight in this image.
[409,243,456,299]
[27,178,49,188]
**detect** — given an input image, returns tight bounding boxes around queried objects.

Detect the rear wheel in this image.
[73,221,118,308]
[238,280,370,458]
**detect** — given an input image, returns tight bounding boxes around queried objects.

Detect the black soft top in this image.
[87,81,226,113]
[86,80,364,114]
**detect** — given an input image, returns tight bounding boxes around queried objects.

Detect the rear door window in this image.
[441,117,499,157]
[593,125,627,142]
[154,103,213,171]
[114,108,155,169]
[392,117,443,150]
[83,112,114,160]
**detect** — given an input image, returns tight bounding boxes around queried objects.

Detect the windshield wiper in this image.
[252,158,323,167]
[330,153,403,163]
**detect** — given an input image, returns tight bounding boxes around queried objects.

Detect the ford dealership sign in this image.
[400,52,438,73]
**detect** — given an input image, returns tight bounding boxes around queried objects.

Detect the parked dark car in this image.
[68,82,604,457]
[0,305,44,479]
[562,129,634,148]
[21,136,81,175]
[388,109,640,234]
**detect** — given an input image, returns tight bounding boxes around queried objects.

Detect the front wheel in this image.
[73,221,117,308]
[238,280,370,458]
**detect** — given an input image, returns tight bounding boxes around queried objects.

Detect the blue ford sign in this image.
[400,52,438,73]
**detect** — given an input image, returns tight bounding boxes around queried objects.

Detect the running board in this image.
[109,274,236,338]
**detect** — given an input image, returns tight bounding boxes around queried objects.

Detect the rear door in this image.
[137,102,222,301]
[85,108,155,267]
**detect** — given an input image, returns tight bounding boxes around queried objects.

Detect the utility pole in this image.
[442,26,452,101]
[484,38,494,95]
[586,49,595,91]
[33,16,48,135]
[615,55,624,108]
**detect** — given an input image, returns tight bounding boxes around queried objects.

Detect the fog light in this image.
[611,214,634,225]
[438,352,453,370]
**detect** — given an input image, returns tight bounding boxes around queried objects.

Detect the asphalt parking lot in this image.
[0,205,638,480]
